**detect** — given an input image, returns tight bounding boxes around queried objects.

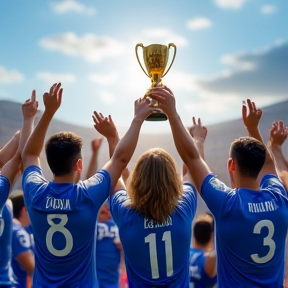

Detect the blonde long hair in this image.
[126,148,183,223]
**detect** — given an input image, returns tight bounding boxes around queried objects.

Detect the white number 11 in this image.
[145,231,173,279]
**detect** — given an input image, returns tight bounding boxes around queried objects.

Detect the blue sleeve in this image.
[201,174,232,220]
[0,175,10,212]
[12,227,31,257]
[109,190,129,225]
[260,174,287,196]
[182,182,197,217]
[83,169,112,207]
[22,165,47,208]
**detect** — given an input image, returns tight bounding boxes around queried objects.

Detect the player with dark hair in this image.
[10,191,34,288]
[21,83,157,287]
[189,213,216,288]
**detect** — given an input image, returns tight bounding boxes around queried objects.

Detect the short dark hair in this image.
[193,217,213,246]
[230,137,266,178]
[10,192,25,219]
[45,132,83,176]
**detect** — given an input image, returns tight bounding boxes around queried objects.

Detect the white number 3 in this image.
[46,214,73,257]
[251,219,276,264]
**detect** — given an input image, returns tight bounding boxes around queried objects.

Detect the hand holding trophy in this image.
[135,43,176,121]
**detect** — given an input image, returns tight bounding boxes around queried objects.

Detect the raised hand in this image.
[147,86,176,118]
[134,97,159,121]
[43,83,63,114]
[189,117,207,143]
[91,138,103,153]
[242,99,262,130]
[269,121,288,147]
[92,113,118,139]
[22,90,38,120]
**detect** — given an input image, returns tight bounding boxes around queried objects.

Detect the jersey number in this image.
[145,231,173,279]
[250,219,276,264]
[46,214,73,257]
[0,218,4,237]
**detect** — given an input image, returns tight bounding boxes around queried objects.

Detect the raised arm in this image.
[98,98,157,190]
[148,87,211,194]
[22,83,62,170]
[0,130,20,169]
[92,113,126,191]
[242,99,276,179]
[268,121,288,190]
[1,91,38,185]
[183,117,208,183]
[85,138,103,179]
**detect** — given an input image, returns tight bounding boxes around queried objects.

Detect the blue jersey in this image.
[0,174,10,211]
[22,165,111,288]
[110,183,197,288]
[96,219,121,287]
[201,174,288,288]
[11,220,33,288]
[0,203,17,286]
[189,248,217,288]
[0,175,17,286]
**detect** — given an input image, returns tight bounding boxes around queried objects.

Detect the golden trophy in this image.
[135,43,177,121]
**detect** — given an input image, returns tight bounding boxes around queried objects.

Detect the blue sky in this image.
[0,0,287,132]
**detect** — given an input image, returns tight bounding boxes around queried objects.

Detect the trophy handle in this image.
[135,43,150,78]
[162,43,177,78]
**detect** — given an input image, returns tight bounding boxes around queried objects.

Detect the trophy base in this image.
[145,112,167,121]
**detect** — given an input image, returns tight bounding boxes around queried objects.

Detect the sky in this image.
[0,0,287,133]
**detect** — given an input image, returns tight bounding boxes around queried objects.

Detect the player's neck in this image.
[53,173,78,184]
[235,177,259,190]
[193,241,209,251]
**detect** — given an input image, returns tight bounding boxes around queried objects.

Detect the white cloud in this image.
[196,41,288,99]
[214,0,248,9]
[261,5,276,15]
[221,53,255,71]
[51,0,95,15]
[141,29,188,47]
[0,66,24,84]
[36,72,76,83]
[89,73,119,86]
[98,90,116,105]
[39,32,127,62]
[187,17,212,30]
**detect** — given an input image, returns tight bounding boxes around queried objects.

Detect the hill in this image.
[1,99,288,215]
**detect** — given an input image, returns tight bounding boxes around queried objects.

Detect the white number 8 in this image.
[251,219,276,264]
[46,214,73,257]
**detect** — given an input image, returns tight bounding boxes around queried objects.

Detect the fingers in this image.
[58,88,63,104]
[247,99,254,113]
[192,117,196,126]
[31,90,36,102]
[198,118,202,126]
[251,101,256,112]
[92,111,103,124]
[242,103,247,123]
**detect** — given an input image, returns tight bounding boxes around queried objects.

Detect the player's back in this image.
[215,178,288,287]
[110,183,197,288]
[11,220,33,288]
[0,203,18,286]
[96,219,121,285]
[23,167,111,288]
[189,248,217,288]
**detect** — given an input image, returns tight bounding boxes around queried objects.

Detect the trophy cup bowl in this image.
[135,43,177,121]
